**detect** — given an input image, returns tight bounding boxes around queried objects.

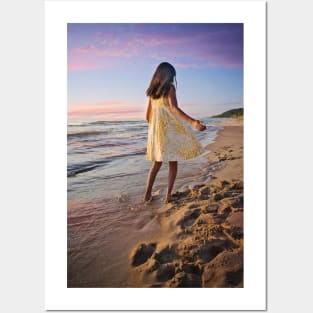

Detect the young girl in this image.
[144,62,206,203]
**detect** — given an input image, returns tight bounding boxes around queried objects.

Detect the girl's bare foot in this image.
[143,193,153,203]
[164,195,172,204]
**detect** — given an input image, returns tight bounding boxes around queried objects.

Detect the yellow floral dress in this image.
[146,96,204,161]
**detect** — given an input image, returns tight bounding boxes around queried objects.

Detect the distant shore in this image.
[128,118,244,287]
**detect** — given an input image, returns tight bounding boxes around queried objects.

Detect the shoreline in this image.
[128,118,243,287]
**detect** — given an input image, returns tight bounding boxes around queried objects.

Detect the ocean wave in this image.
[102,172,137,180]
[68,160,110,177]
[68,130,108,139]
[68,150,146,177]
[87,120,145,126]
[68,141,132,149]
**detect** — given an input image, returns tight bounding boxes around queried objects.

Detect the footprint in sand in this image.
[181,263,202,276]
[204,204,219,214]
[226,226,243,240]
[156,264,176,282]
[230,180,243,190]
[213,192,226,201]
[178,209,201,228]
[225,268,243,287]
[131,243,156,267]
[154,245,179,264]
[187,203,200,210]
[169,271,202,288]
[217,206,232,219]
[231,196,244,208]
[198,239,236,263]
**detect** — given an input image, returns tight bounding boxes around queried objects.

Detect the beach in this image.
[67,117,243,288]
[67,117,221,287]
[128,119,243,287]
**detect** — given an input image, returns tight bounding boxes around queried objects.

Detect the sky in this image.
[67,23,243,122]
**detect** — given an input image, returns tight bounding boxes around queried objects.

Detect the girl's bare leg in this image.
[144,161,162,201]
[165,161,178,203]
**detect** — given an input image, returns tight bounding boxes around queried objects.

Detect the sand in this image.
[128,118,243,287]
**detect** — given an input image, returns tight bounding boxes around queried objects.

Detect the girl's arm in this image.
[168,86,206,131]
[146,97,152,123]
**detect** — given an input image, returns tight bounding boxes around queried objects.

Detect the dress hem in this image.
[146,149,205,162]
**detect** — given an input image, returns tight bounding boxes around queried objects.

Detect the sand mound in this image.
[128,179,243,288]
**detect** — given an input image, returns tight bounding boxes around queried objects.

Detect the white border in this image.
[45,0,266,310]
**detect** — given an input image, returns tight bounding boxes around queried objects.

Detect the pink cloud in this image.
[68,99,144,117]
[67,62,103,72]
[68,32,206,65]
[67,49,112,72]
[68,27,242,71]
[74,44,131,57]
[67,43,134,72]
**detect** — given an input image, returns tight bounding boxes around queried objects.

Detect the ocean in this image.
[67,117,223,287]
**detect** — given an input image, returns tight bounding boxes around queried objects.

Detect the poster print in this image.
[45,1,266,310]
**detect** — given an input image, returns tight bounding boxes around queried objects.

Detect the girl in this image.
[144,62,206,204]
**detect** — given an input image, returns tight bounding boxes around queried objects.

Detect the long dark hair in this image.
[146,62,177,99]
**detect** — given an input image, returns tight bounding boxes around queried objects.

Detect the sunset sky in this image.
[67,23,243,122]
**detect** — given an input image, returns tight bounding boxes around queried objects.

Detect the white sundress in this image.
[146,96,204,161]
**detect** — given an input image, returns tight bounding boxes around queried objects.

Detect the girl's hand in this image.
[192,120,206,131]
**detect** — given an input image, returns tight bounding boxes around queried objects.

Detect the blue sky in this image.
[67,23,243,121]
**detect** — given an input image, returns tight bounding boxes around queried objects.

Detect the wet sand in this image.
[128,119,243,287]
